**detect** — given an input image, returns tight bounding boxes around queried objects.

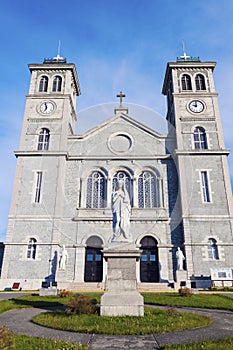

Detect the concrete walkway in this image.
[0,305,233,349]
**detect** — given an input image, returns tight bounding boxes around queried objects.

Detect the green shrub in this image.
[178,287,193,296]
[65,294,98,315]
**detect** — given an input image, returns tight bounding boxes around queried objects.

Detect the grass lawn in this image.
[0,293,101,314]
[0,292,233,349]
[0,326,87,350]
[143,292,233,311]
[32,307,212,335]
[162,336,233,349]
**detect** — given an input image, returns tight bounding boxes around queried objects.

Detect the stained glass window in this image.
[138,171,160,208]
[112,171,132,205]
[86,172,106,208]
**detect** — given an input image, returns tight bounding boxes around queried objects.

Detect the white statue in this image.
[59,245,68,270]
[176,247,185,270]
[111,180,131,242]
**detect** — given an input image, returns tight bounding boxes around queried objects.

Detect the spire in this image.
[53,40,64,61]
[176,40,201,62]
[43,41,67,64]
[180,40,190,61]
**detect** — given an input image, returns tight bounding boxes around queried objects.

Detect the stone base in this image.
[101,291,144,316]
[175,270,190,289]
[56,269,67,282]
[39,287,58,296]
[100,244,144,316]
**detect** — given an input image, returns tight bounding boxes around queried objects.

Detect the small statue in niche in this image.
[176,247,185,270]
[59,245,68,270]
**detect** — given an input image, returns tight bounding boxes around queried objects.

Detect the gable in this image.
[68,112,168,158]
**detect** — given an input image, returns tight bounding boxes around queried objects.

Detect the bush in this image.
[166,306,179,316]
[0,326,15,349]
[65,294,98,315]
[178,287,193,296]
[59,289,71,298]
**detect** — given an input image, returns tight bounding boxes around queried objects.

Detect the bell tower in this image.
[162,54,233,287]
[1,55,81,286]
[19,55,80,152]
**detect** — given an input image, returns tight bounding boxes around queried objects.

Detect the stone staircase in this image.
[137,282,173,291]
[67,282,105,291]
[66,281,173,292]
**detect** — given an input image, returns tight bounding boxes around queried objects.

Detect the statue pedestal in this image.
[56,269,67,289]
[175,270,190,289]
[100,243,144,316]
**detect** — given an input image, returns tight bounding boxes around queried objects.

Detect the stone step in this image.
[138,282,173,291]
[67,282,105,291]
[65,281,173,291]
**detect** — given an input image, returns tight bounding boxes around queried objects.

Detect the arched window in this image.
[193,127,208,149]
[112,171,132,206]
[38,128,50,150]
[39,76,48,92]
[86,172,106,208]
[208,238,219,260]
[138,171,160,208]
[52,75,62,92]
[27,238,37,259]
[195,74,206,90]
[181,74,192,90]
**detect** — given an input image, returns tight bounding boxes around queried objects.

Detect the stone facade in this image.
[0,56,233,291]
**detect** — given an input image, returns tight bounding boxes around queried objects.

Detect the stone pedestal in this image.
[56,269,67,289]
[39,287,58,296]
[175,270,190,289]
[100,243,144,316]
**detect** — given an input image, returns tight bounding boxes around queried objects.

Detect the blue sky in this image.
[1,0,233,241]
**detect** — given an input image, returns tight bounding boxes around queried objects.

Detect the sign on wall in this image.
[210,268,233,281]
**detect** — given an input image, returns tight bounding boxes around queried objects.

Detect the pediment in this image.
[68,112,169,158]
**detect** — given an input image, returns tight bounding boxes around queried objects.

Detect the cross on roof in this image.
[116,91,125,107]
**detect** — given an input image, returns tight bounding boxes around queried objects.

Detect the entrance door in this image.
[140,236,159,282]
[84,236,103,282]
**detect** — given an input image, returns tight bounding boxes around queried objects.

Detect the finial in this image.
[116,91,126,108]
[180,40,190,61]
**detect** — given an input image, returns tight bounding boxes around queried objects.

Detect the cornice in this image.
[180,117,216,122]
[67,154,172,161]
[14,151,68,158]
[174,149,230,156]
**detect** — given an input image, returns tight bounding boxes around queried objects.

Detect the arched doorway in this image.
[84,236,103,282]
[140,236,159,282]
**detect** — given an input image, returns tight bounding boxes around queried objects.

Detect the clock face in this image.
[188,100,204,113]
[40,102,55,114]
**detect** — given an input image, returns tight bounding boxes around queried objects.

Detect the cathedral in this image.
[1,54,233,291]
